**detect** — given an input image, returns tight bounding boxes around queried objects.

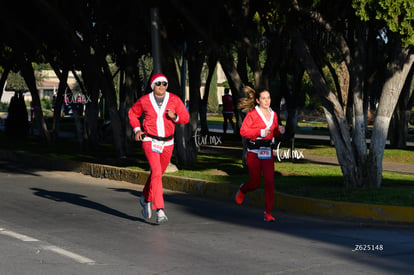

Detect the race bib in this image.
[151,140,164,154]
[258,147,272,159]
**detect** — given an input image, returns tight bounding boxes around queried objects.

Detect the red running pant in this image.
[240,151,275,214]
[141,141,174,210]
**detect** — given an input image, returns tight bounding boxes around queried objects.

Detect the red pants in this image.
[240,151,275,213]
[141,141,174,210]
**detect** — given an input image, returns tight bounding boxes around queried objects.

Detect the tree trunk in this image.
[199,56,217,135]
[174,123,196,168]
[293,30,358,187]
[348,24,371,186]
[72,95,84,146]
[237,46,249,84]
[0,66,11,100]
[123,43,141,155]
[218,49,245,135]
[284,70,304,144]
[18,57,51,144]
[77,68,101,152]
[123,69,139,154]
[218,48,247,167]
[389,107,410,149]
[369,51,414,187]
[91,49,126,159]
[50,66,68,142]
[389,63,414,148]
[99,65,126,159]
[172,53,196,168]
[186,42,204,134]
[83,89,100,151]
[349,69,369,186]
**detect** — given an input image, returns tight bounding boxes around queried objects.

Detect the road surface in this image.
[1,160,413,274]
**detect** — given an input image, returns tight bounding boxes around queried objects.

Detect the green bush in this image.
[41,98,52,111]
[0,102,9,112]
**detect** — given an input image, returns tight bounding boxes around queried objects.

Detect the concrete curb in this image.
[1,149,413,223]
[275,193,414,223]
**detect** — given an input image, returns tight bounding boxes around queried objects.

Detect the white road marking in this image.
[41,245,96,265]
[0,227,96,265]
[0,228,39,242]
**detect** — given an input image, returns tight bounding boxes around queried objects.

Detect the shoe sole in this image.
[156,217,168,224]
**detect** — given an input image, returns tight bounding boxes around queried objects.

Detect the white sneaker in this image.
[140,196,151,219]
[156,209,168,224]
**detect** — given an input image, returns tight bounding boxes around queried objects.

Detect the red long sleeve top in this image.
[240,106,282,141]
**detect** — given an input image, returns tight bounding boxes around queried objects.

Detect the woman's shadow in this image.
[31,187,143,222]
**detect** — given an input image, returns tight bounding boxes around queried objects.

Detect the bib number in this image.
[151,140,164,154]
[258,147,272,159]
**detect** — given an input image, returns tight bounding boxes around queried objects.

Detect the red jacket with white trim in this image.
[128,92,189,138]
[240,107,282,141]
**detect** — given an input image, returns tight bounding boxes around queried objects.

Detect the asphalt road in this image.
[1,160,413,275]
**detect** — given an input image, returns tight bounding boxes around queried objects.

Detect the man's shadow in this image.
[31,188,142,222]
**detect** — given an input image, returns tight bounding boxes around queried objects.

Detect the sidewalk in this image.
[304,154,414,175]
[1,148,413,224]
